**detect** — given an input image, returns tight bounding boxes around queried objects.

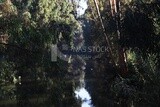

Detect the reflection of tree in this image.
[68,55,86,75]
[0,0,81,106]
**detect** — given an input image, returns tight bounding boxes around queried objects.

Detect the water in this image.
[74,66,93,107]
[73,1,93,106]
[75,88,92,107]
[75,0,88,16]
[0,0,94,107]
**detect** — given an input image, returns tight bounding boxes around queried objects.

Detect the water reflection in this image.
[75,88,92,107]
[0,1,93,106]
[72,59,93,107]
[0,52,93,107]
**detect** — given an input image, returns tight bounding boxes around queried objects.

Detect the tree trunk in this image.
[92,0,124,79]
[92,0,116,67]
[111,0,128,76]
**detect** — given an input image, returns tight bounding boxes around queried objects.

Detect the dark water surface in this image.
[0,61,93,107]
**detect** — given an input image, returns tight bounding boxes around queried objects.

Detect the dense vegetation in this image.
[86,0,160,106]
[0,0,160,107]
[0,0,81,106]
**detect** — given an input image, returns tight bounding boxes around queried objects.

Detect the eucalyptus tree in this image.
[86,0,160,106]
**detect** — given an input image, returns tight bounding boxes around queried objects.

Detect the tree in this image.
[0,0,81,106]
[86,0,160,106]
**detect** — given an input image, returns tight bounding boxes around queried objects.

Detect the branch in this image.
[92,0,123,79]
[92,0,116,66]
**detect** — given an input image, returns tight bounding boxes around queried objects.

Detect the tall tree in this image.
[110,0,128,76]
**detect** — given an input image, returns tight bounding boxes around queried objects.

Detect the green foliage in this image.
[113,2,160,105]
[120,3,160,55]
[0,61,16,100]
[86,0,160,106]
[0,0,5,3]
[0,0,80,66]
[0,61,14,85]
[0,0,80,103]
